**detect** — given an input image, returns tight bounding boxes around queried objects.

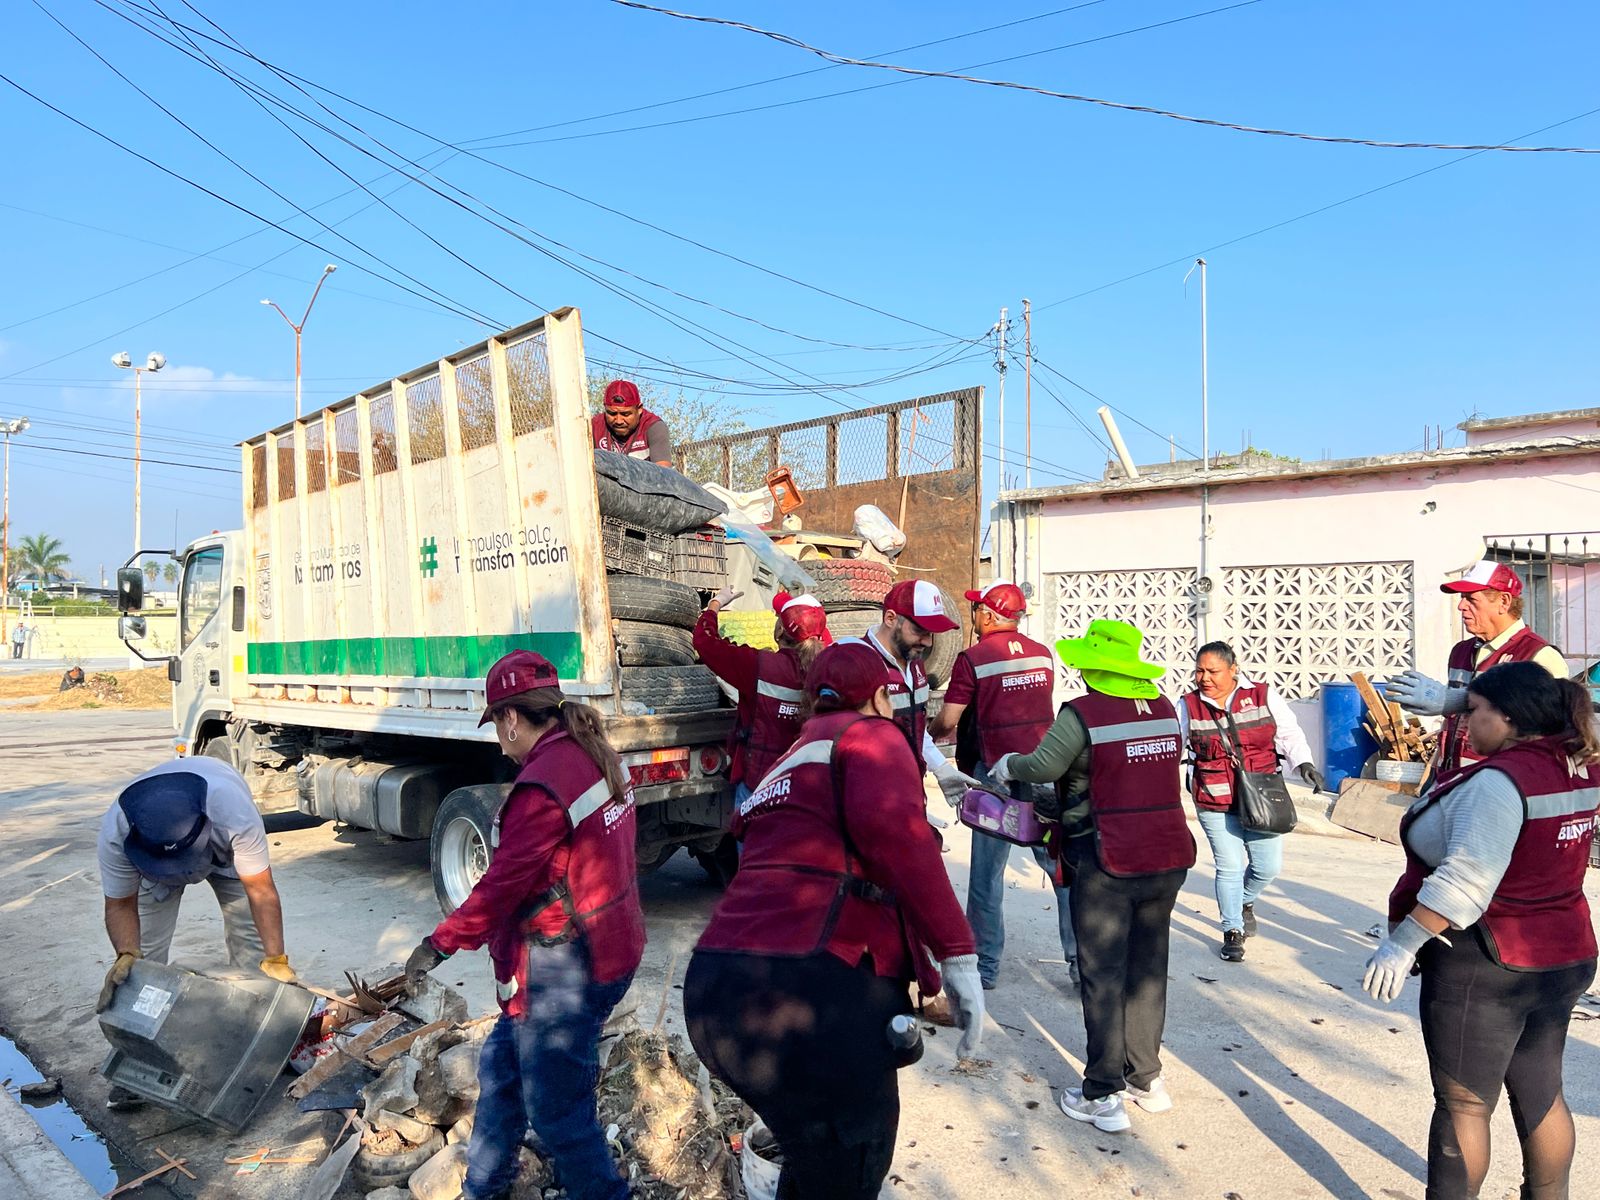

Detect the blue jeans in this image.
[1196,809,1285,933]
[965,762,1076,984]
[464,941,634,1200]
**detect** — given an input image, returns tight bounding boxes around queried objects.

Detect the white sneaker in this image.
[1120,1076,1173,1113]
[1059,1087,1130,1132]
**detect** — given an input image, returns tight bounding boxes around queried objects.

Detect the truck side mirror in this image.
[117,566,145,612]
[167,657,182,684]
[118,615,147,641]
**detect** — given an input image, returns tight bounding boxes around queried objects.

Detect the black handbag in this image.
[1217,709,1298,834]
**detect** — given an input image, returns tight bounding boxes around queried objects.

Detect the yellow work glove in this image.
[97,951,140,1013]
[259,954,295,983]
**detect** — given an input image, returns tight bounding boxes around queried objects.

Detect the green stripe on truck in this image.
[246,632,583,678]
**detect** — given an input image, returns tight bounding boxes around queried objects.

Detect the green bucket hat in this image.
[1055,619,1165,680]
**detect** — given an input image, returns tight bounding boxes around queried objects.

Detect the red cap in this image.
[772,591,832,645]
[602,379,642,408]
[882,578,957,634]
[964,579,1026,619]
[1441,560,1524,598]
[479,649,560,725]
[807,642,899,710]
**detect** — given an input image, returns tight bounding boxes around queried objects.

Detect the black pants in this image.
[1418,929,1595,1200]
[1068,841,1186,1100]
[684,951,911,1200]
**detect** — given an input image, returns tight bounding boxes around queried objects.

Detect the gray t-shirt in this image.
[98,757,271,898]
[1401,768,1525,929]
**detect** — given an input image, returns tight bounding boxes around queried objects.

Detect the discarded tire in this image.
[607,575,702,629]
[620,665,722,715]
[820,605,881,642]
[614,620,697,667]
[350,1129,445,1191]
[804,558,894,605]
[593,451,724,534]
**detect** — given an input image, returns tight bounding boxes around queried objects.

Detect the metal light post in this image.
[112,351,166,558]
[262,264,338,419]
[1,416,29,644]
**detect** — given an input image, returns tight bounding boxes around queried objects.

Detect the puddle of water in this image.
[0,1029,128,1192]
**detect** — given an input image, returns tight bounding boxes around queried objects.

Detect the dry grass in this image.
[8,668,172,711]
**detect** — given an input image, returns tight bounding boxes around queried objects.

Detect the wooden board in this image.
[1331,780,1417,845]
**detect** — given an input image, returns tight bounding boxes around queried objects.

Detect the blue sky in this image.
[2,1,1595,579]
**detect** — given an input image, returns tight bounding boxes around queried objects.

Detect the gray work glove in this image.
[1298,763,1326,793]
[939,954,986,1059]
[404,937,449,995]
[987,753,1018,787]
[1386,670,1454,717]
[931,760,981,810]
[1362,916,1442,1003]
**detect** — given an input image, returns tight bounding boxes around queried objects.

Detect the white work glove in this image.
[710,586,743,611]
[1386,670,1455,717]
[939,954,986,1059]
[931,760,981,809]
[988,753,1018,787]
[1362,915,1441,1003]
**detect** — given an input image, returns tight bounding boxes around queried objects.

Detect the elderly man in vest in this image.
[1389,560,1567,774]
[590,379,673,466]
[931,581,1076,992]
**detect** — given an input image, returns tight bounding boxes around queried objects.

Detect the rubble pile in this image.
[316,977,750,1200]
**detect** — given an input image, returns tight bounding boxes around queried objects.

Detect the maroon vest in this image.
[696,712,942,995]
[1390,735,1598,970]
[1183,684,1280,813]
[1437,627,1553,773]
[962,631,1056,764]
[1067,691,1196,877]
[736,649,808,787]
[591,409,663,459]
[495,731,645,1009]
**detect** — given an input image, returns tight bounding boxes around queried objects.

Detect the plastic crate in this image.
[674,527,729,591]
[602,518,675,580]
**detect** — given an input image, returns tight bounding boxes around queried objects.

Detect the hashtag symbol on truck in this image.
[419,537,439,577]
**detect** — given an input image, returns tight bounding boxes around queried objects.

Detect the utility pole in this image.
[112,352,165,558]
[1023,299,1033,490]
[995,307,1008,491]
[1195,258,1212,642]
[263,264,338,419]
[1,417,29,644]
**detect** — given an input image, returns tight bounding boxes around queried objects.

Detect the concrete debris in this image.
[407,1141,468,1200]
[366,1189,409,1200]
[17,1078,62,1100]
[362,1056,420,1122]
[374,1109,437,1145]
[397,977,469,1027]
[446,1113,474,1145]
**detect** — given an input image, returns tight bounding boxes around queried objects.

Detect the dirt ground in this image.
[0,666,172,710]
[2,708,1599,1199]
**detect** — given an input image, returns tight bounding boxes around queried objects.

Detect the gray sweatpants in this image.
[138,874,264,967]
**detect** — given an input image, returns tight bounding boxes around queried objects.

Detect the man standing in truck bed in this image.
[591,379,673,466]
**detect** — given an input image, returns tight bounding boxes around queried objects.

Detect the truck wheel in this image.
[614,620,697,667]
[805,558,894,605]
[619,665,722,714]
[430,785,507,915]
[607,575,701,629]
[690,835,740,888]
[201,737,236,770]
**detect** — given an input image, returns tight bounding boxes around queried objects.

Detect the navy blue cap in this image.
[118,771,212,879]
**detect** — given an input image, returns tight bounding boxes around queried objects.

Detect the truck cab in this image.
[170,533,245,763]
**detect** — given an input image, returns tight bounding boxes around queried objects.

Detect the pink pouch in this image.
[958,786,1045,847]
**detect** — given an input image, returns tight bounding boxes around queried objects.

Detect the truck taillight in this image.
[698,747,727,776]
[626,747,690,788]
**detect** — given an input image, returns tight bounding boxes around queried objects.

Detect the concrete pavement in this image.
[1,707,1597,1198]
[0,1088,102,1199]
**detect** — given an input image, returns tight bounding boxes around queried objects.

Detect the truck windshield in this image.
[180,548,224,650]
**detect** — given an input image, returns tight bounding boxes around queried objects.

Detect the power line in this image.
[1028,351,1201,458]
[612,1,1600,154]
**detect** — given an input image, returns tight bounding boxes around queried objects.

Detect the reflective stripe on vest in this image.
[889,686,930,710]
[1084,717,1182,745]
[755,679,805,704]
[566,777,615,828]
[971,655,1055,680]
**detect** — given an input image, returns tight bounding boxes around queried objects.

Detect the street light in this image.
[262,263,338,419]
[1,416,28,645]
[112,351,165,559]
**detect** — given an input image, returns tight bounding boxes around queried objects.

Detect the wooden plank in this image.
[153,1147,196,1180]
[104,1158,185,1197]
[1331,780,1416,844]
[284,1011,400,1102]
[1350,672,1401,754]
[364,1019,451,1066]
[344,1011,405,1058]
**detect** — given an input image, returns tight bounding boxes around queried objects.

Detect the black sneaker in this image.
[1242,904,1258,938]
[1220,930,1246,962]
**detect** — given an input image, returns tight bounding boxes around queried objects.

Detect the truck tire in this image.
[620,665,722,715]
[592,451,724,534]
[805,558,894,605]
[820,604,881,641]
[430,785,508,915]
[607,575,701,629]
[614,620,697,667]
[201,737,236,771]
[690,835,740,888]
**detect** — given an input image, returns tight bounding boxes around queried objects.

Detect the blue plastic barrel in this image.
[1321,680,1383,791]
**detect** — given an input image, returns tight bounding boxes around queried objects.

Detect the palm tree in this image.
[17,534,70,587]
[162,561,178,586]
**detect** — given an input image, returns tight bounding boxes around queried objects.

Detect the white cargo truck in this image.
[116,308,738,911]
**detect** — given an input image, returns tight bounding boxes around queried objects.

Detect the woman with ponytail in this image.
[1366,661,1600,1200]
[405,650,643,1200]
[693,585,832,801]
